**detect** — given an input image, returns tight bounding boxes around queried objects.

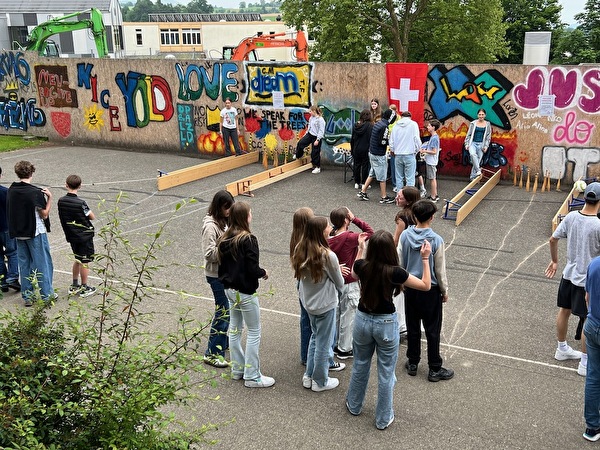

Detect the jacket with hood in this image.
[218,233,266,295]
[299,250,344,315]
[390,117,421,156]
[201,215,225,278]
[328,217,374,284]
[400,225,448,295]
[350,121,373,159]
[369,118,391,156]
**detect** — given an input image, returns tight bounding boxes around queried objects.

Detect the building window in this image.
[182,29,201,45]
[160,29,179,45]
[136,29,143,46]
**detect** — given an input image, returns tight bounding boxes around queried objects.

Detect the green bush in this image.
[0,194,221,449]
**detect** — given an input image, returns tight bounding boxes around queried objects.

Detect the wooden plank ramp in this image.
[157,151,258,191]
[442,168,501,225]
[226,157,311,197]
[551,184,581,232]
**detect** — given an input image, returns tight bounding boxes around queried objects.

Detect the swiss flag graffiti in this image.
[385,63,428,128]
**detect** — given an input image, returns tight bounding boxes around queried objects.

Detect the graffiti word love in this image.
[553,111,595,145]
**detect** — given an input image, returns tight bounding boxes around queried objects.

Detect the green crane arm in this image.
[25,8,109,57]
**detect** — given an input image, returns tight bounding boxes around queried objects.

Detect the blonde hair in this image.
[290,207,314,259]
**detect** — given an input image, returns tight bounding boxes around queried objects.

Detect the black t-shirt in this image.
[354,259,409,314]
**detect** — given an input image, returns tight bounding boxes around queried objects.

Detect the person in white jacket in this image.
[390,111,421,190]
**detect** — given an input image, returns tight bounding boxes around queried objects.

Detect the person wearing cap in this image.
[357,109,396,204]
[545,182,600,377]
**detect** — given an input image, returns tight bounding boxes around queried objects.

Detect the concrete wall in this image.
[1,51,598,183]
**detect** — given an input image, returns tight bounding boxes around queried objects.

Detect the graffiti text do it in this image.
[513,67,600,113]
[0,97,46,130]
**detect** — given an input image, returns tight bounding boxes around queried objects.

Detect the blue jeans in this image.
[226,288,262,380]
[468,142,484,179]
[17,233,54,301]
[346,311,399,429]
[305,308,336,387]
[389,154,396,188]
[585,316,600,428]
[300,299,312,364]
[0,230,19,286]
[395,153,416,188]
[205,276,229,357]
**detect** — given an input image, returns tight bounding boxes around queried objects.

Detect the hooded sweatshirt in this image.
[350,121,373,159]
[400,225,448,295]
[201,215,225,278]
[299,250,344,315]
[390,117,421,156]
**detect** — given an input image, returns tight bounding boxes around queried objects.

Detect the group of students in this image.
[200,186,453,430]
[0,160,97,307]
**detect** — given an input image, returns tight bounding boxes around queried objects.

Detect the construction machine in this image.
[16,8,109,57]
[223,31,309,61]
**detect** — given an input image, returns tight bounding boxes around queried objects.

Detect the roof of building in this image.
[0,0,111,13]
[148,13,263,22]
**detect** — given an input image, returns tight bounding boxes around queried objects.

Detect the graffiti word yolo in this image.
[77,63,174,128]
[513,66,600,114]
[176,62,239,102]
[0,51,31,86]
[0,97,46,130]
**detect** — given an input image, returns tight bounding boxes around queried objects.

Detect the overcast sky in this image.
[211,0,586,26]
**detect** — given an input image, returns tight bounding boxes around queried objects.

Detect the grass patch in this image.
[0,134,49,152]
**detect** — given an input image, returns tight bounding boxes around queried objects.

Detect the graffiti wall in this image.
[1,51,598,182]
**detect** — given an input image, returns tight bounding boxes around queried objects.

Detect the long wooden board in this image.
[455,169,501,225]
[157,152,258,191]
[226,157,310,197]
[551,185,580,232]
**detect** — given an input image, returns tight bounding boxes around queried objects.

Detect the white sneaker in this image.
[555,346,582,361]
[312,167,321,174]
[420,189,427,198]
[311,377,339,392]
[302,374,312,389]
[354,183,360,189]
[578,361,587,376]
[292,154,297,160]
[244,375,275,388]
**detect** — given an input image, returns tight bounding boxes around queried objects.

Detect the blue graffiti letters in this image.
[175,62,238,101]
[0,97,46,130]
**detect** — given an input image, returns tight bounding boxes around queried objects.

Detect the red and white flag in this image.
[385,63,428,128]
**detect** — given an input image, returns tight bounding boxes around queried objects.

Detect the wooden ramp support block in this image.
[551,183,581,232]
[226,157,311,197]
[442,175,482,221]
[157,152,258,191]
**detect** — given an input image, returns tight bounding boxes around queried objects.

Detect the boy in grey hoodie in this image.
[400,200,453,382]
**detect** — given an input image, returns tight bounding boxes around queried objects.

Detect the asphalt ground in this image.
[0,146,587,449]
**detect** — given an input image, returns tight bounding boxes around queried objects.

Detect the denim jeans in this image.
[0,230,19,286]
[346,311,399,429]
[226,288,262,380]
[468,142,484,179]
[336,282,360,352]
[305,307,336,387]
[222,127,242,155]
[300,299,312,364]
[389,154,396,188]
[17,233,54,301]
[395,153,416,188]
[585,316,600,428]
[205,276,229,357]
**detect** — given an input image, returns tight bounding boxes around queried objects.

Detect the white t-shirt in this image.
[220,106,237,130]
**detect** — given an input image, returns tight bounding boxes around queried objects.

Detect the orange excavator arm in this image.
[229,31,308,61]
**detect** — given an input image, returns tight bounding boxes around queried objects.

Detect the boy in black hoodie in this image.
[350,109,373,190]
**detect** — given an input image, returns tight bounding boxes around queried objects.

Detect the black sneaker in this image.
[334,346,353,360]
[584,427,600,442]
[405,360,418,376]
[379,195,395,204]
[8,280,21,292]
[428,367,454,382]
[1,285,8,293]
[358,191,369,201]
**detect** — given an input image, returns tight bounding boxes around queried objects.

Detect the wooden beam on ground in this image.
[455,169,501,225]
[157,152,258,191]
[226,157,310,197]
[551,184,580,232]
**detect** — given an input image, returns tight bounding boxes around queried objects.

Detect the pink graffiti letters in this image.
[514,67,600,113]
[553,111,595,145]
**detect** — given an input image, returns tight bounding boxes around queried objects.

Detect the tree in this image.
[409,0,508,63]
[498,0,562,64]
[551,0,600,64]
[282,0,431,62]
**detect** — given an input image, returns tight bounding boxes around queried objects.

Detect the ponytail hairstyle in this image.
[291,216,330,282]
[329,207,349,234]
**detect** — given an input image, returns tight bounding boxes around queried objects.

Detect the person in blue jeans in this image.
[584,255,600,441]
[201,190,234,368]
[0,166,20,293]
[346,230,431,430]
[463,108,491,180]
